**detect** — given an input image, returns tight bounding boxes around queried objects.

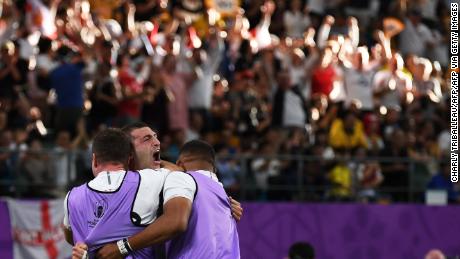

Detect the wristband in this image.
[117,239,129,256]
[123,238,133,254]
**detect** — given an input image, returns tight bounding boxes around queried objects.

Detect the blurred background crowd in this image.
[0,0,456,203]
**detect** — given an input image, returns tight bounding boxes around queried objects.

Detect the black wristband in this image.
[123,238,133,254]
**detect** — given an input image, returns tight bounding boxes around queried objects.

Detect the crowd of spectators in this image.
[0,0,457,202]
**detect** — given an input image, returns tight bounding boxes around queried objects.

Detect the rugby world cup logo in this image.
[93,198,108,219]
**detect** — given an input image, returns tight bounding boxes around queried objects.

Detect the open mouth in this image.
[153,150,161,162]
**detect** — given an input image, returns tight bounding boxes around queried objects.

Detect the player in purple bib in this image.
[168,140,241,259]
[63,128,155,258]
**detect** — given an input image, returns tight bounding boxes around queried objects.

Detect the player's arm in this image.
[96,171,196,259]
[62,191,74,245]
[128,196,192,250]
[63,227,73,245]
[129,171,196,247]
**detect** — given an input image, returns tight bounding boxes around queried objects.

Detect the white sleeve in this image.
[163,171,196,204]
[63,191,70,229]
[134,168,169,225]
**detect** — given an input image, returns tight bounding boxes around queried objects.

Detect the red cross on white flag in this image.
[7,199,72,259]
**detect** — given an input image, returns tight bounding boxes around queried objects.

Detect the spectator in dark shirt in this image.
[427,159,460,203]
[49,46,85,136]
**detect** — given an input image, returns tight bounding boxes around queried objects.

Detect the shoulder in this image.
[163,171,197,203]
[138,168,170,188]
[165,171,196,186]
[66,185,83,205]
[138,168,170,178]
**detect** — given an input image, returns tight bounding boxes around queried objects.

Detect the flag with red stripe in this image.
[7,199,72,259]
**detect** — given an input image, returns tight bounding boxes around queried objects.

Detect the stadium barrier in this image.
[0,199,459,259]
[0,149,448,203]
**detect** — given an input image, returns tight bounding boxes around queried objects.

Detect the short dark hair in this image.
[92,128,132,167]
[289,242,315,259]
[179,140,216,165]
[121,122,151,136]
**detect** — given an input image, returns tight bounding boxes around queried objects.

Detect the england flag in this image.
[7,199,72,259]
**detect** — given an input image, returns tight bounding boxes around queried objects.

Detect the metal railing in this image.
[0,148,446,203]
[215,154,440,203]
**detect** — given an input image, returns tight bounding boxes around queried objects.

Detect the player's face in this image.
[130,127,161,170]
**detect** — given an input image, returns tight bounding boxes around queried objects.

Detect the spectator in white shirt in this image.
[373,53,413,107]
[343,47,375,111]
[283,0,311,39]
[398,9,434,57]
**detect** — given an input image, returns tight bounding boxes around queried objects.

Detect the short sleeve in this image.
[163,172,197,204]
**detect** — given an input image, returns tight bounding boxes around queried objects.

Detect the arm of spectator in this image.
[376,30,392,61]
[317,15,334,49]
[260,1,275,26]
[337,39,354,68]
[303,27,317,50]
[127,3,137,36]
[49,0,61,22]
[347,17,359,49]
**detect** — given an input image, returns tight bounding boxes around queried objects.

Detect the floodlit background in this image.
[0,0,458,258]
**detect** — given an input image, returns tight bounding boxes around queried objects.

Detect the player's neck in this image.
[94,163,126,176]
